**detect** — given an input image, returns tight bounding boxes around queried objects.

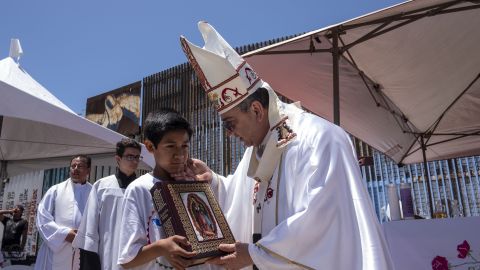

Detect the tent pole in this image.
[332,28,340,125]
[421,135,434,215]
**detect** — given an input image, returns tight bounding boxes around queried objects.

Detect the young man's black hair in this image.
[143,108,193,148]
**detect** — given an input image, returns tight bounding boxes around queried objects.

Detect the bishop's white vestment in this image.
[211,103,394,269]
[35,178,92,270]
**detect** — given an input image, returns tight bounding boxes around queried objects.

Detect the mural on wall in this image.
[86,81,141,137]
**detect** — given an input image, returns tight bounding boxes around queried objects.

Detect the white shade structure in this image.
[244,0,480,165]
[0,56,154,179]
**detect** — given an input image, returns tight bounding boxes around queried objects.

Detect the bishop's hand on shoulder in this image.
[170,158,213,183]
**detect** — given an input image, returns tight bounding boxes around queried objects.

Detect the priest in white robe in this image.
[72,139,142,270]
[179,22,394,270]
[35,155,93,270]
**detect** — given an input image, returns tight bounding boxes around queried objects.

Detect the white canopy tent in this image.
[244,0,480,166]
[0,55,154,179]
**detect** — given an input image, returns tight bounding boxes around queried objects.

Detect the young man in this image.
[35,155,93,270]
[0,204,28,252]
[117,109,203,270]
[72,138,142,270]
[179,22,393,269]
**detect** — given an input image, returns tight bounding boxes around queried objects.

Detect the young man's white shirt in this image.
[117,173,218,270]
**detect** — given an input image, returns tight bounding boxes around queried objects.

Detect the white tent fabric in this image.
[0,56,154,178]
[244,0,480,164]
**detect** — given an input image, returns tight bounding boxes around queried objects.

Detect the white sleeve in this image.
[117,186,147,265]
[250,124,392,269]
[210,148,256,245]
[209,170,228,200]
[72,182,100,252]
[36,186,71,253]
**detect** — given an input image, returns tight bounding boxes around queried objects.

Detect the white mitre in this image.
[180,21,297,183]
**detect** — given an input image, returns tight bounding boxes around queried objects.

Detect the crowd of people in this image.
[3,22,393,270]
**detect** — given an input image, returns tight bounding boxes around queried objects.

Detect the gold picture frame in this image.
[151,181,235,265]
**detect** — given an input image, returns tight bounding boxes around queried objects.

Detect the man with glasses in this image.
[35,155,93,270]
[73,138,141,270]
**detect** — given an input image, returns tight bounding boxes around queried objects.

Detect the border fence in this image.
[141,36,480,222]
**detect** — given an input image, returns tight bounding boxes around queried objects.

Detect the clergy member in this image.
[35,155,93,270]
[179,22,394,269]
[72,138,142,270]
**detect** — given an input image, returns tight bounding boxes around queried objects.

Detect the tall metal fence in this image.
[142,36,480,222]
[353,137,480,222]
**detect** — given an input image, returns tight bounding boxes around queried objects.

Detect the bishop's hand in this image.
[206,242,253,269]
[171,158,213,182]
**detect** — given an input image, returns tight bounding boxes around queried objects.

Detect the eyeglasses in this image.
[222,120,235,132]
[122,155,143,161]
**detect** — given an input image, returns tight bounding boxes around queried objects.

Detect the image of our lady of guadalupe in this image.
[186,193,218,241]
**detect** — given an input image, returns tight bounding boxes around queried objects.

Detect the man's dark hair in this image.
[144,108,193,148]
[238,87,269,112]
[70,155,91,168]
[116,138,141,157]
[16,205,24,212]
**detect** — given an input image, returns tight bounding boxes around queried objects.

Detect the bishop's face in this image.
[220,102,269,147]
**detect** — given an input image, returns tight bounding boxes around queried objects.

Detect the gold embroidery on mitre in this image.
[271,116,297,147]
[208,92,223,110]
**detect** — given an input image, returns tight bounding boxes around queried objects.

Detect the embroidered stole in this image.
[53,178,76,270]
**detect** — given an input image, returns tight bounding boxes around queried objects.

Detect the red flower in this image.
[457,240,470,259]
[431,256,449,270]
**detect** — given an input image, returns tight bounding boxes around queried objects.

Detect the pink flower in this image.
[432,256,449,270]
[457,240,470,259]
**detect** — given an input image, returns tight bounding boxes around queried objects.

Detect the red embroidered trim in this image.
[217,91,250,113]
[206,61,248,94]
[207,73,239,94]
[181,37,211,90]
[253,181,260,204]
[246,78,261,91]
[236,61,247,72]
[270,116,289,131]
[264,181,274,203]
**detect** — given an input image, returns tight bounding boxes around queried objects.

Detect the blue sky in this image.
[1,0,403,115]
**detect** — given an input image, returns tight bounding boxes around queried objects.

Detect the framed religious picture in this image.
[150,181,235,266]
